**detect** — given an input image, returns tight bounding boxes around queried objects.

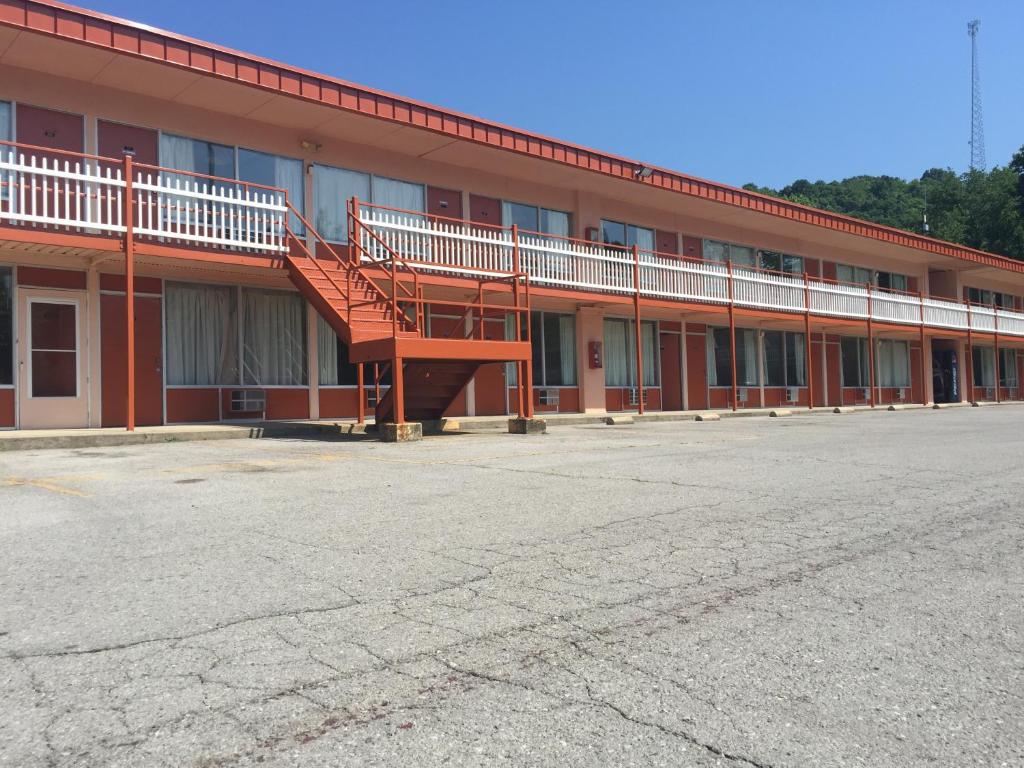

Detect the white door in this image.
[18,288,89,428]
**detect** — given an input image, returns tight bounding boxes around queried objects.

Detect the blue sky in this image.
[84,0,1023,189]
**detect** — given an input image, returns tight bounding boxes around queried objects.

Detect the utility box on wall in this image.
[588,341,603,369]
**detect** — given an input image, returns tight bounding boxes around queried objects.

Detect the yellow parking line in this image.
[1,475,99,497]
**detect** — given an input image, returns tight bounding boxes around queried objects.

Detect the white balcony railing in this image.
[0,145,288,253]
[360,205,1024,340]
[3,141,1024,340]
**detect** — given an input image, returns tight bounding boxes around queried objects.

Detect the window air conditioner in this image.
[737,387,748,404]
[627,387,648,406]
[538,388,560,407]
[785,387,799,404]
[860,388,871,402]
[230,389,266,415]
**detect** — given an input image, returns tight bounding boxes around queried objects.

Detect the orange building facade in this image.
[2,0,1024,432]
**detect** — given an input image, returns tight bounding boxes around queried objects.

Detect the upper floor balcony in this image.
[2,139,1023,340]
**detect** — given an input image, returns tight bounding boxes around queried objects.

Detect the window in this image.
[707,327,759,387]
[238,148,304,234]
[0,101,10,143]
[840,337,870,388]
[836,264,873,286]
[604,318,658,387]
[758,251,804,274]
[241,288,307,386]
[529,312,577,387]
[602,220,654,252]
[703,240,756,267]
[503,202,571,239]
[313,166,425,242]
[877,271,908,292]
[1000,349,1018,389]
[972,347,995,388]
[317,315,358,386]
[165,282,239,386]
[763,331,806,387]
[160,133,235,191]
[0,267,11,386]
[877,340,909,387]
[970,288,1015,308]
[166,282,307,387]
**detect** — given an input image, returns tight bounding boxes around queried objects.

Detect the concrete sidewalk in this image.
[0,400,1005,452]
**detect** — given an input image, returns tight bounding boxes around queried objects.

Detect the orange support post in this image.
[866,282,876,408]
[356,363,365,424]
[994,303,1001,403]
[967,304,974,403]
[511,224,524,419]
[524,278,534,419]
[727,260,738,412]
[918,293,928,405]
[632,244,644,415]
[374,363,381,407]
[123,154,136,432]
[803,271,813,409]
[392,357,405,424]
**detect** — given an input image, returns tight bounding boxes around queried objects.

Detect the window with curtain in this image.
[706,327,758,387]
[316,314,360,386]
[241,288,307,386]
[967,287,992,305]
[603,318,658,387]
[313,165,370,242]
[372,176,425,216]
[995,292,1014,309]
[877,340,909,387]
[0,101,10,145]
[763,331,807,387]
[1000,349,1018,388]
[0,266,11,386]
[759,251,804,274]
[837,264,873,286]
[160,133,235,190]
[601,220,654,251]
[840,337,870,387]
[238,148,304,234]
[165,282,239,385]
[529,312,577,387]
[972,347,995,388]
[702,240,756,267]
[877,271,908,292]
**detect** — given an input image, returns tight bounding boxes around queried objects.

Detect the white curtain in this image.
[159,133,198,174]
[642,321,658,385]
[706,331,719,387]
[703,240,727,263]
[631,227,655,253]
[314,165,370,242]
[165,282,238,385]
[238,148,304,234]
[731,245,756,268]
[242,289,306,386]
[541,209,570,238]
[604,319,629,387]
[373,176,424,215]
[878,340,909,387]
[791,332,806,386]
[0,101,10,143]
[560,314,577,386]
[317,314,340,386]
[740,329,758,385]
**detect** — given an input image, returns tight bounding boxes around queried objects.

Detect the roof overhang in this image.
[2,0,1022,279]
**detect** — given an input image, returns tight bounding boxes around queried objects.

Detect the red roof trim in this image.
[3,0,1023,275]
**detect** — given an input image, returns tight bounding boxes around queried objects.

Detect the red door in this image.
[97,120,159,165]
[101,293,163,426]
[656,230,679,256]
[16,105,84,225]
[469,194,501,227]
[660,332,682,411]
[427,186,462,220]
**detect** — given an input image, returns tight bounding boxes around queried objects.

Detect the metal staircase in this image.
[284,199,532,426]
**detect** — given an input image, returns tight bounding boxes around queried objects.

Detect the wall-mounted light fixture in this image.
[300,139,323,152]
[634,165,654,179]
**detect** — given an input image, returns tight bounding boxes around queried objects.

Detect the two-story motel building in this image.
[1,0,1023,433]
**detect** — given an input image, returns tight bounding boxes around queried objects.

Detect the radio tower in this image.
[968,19,986,171]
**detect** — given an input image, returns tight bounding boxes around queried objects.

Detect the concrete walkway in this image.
[0,400,1004,452]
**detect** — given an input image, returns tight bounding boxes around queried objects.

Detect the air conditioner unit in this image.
[538,388,560,407]
[229,389,266,415]
[627,387,648,406]
[785,387,800,404]
[984,387,996,401]
[737,387,748,404]
[896,388,908,402]
[860,388,871,402]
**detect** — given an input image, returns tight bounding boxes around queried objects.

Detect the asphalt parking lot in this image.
[1,407,1022,767]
